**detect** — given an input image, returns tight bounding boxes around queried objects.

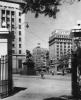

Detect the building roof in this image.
[49,29,71,43]
[0,0,26,4]
[51,29,70,36]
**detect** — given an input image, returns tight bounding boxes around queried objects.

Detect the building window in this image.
[19,37,21,41]
[7,24,10,28]
[60,45,62,48]
[57,55,59,57]
[18,59,22,68]
[12,24,14,29]
[57,45,59,47]
[19,44,21,48]
[19,50,21,54]
[60,48,62,51]
[68,49,70,52]
[68,46,70,48]
[11,11,15,16]
[12,31,14,34]
[64,45,66,48]
[64,52,66,54]
[12,18,14,22]
[2,10,5,14]
[19,12,21,16]
[2,17,5,24]
[19,25,21,29]
[19,31,21,35]
[7,17,10,22]
[12,32,15,41]
[64,49,66,52]
[12,44,15,47]
[19,18,21,23]
[6,10,10,15]
[57,48,59,51]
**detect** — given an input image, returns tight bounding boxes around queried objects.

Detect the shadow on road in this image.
[9,87,27,97]
[44,95,73,100]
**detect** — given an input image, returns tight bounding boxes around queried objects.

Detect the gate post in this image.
[70,21,81,98]
[0,27,13,98]
[7,32,13,95]
[71,47,78,98]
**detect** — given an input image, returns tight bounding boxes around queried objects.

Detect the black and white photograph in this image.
[0,0,81,100]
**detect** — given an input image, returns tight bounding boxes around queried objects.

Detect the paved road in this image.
[4,74,72,100]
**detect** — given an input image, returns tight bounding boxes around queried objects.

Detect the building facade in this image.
[0,0,26,73]
[49,29,72,73]
[32,44,48,72]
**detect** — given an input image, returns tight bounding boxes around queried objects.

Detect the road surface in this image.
[4,74,72,100]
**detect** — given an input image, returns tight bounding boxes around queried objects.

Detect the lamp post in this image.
[70,20,81,98]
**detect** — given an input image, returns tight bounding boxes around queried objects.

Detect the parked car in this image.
[57,71,63,75]
[66,68,71,73]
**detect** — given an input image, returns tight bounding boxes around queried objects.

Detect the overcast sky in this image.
[25,1,81,52]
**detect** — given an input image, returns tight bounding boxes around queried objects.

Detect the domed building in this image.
[32,43,49,72]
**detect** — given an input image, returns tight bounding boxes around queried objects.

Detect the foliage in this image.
[46,51,49,59]
[25,50,35,67]
[59,54,70,67]
[21,0,61,18]
[23,50,36,75]
[21,0,81,18]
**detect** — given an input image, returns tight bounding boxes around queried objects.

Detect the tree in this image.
[22,0,61,18]
[23,50,36,75]
[58,53,70,70]
[21,0,81,18]
[46,51,49,72]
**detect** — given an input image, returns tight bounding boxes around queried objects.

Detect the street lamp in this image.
[70,20,81,98]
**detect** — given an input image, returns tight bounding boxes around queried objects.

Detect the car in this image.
[66,68,71,73]
[57,71,63,75]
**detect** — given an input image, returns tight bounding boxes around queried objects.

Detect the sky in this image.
[0,1,81,56]
[25,1,81,52]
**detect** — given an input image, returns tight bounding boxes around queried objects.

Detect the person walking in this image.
[41,71,45,79]
[51,71,54,75]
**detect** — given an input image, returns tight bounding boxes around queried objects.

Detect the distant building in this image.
[0,0,26,73]
[49,29,72,73]
[32,44,48,71]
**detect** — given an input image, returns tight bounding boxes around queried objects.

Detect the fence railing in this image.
[0,55,8,98]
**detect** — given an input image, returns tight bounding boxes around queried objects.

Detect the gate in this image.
[0,27,13,98]
[0,55,8,98]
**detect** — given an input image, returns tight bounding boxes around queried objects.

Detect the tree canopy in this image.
[58,53,71,68]
[21,0,81,18]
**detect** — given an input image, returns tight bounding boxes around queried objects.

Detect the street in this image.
[4,74,72,100]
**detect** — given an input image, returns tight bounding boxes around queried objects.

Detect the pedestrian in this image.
[41,71,45,79]
[62,68,65,76]
[52,71,54,75]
